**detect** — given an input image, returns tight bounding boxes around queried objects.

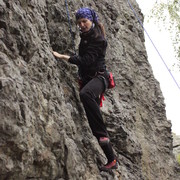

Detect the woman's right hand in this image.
[52,51,70,61]
[52,51,63,59]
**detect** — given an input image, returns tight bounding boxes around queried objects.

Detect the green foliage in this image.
[177,154,180,165]
[149,0,180,65]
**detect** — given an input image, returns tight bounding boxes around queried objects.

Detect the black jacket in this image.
[69,26,107,80]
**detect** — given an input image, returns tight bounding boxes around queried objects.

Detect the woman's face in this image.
[77,18,93,32]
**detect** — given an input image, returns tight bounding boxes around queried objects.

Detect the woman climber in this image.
[52,7,117,171]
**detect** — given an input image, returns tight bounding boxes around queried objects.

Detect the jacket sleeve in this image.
[69,38,106,66]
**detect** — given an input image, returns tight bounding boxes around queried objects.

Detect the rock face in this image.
[0,0,179,179]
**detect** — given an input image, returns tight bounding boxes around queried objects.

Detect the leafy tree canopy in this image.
[149,0,180,66]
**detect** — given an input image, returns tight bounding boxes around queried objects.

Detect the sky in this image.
[135,0,180,135]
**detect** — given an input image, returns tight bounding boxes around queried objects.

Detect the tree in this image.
[150,0,180,66]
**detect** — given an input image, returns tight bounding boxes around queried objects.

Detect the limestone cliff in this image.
[0,0,179,179]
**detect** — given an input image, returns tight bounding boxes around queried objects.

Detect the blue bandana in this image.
[75,7,98,23]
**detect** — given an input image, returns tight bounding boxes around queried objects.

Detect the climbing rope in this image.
[127,0,180,91]
[65,0,76,55]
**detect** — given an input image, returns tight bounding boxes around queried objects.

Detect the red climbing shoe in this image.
[99,137,110,145]
[100,159,118,171]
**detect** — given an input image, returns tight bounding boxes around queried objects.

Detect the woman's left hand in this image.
[52,51,70,61]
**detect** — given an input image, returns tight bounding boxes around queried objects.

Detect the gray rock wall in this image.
[0,0,179,179]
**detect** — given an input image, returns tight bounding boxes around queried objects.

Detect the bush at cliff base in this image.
[177,154,180,165]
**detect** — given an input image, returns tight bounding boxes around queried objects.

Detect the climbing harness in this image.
[65,0,76,55]
[108,72,116,89]
[127,0,180,90]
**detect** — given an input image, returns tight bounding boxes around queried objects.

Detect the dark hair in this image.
[94,22,106,38]
[98,22,106,37]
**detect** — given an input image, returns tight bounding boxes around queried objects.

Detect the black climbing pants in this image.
[80,75,115,163]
